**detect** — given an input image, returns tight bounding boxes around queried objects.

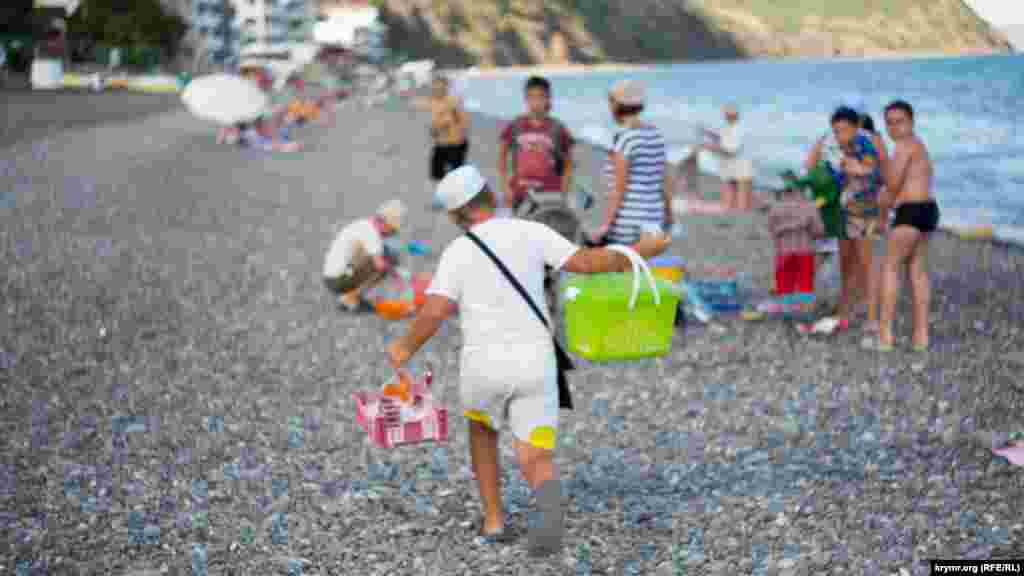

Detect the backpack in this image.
[507,116,567,178]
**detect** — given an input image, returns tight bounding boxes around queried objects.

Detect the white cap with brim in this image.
[434,165,487,212]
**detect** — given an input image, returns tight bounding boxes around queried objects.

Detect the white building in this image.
[236,0,314,56]
[180,0,313,68]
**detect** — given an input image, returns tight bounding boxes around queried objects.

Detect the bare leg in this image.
[737,179,753,211]
[514,437,562,554]
[879,226,919,346]
[513,438,556,491]
[855,238,875,321]
[681,151,701,198]
[469,420,504,534]
[908,232,931,347]
[836,239,855,322]
[720,181,737,211]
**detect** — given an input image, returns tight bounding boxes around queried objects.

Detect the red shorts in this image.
[775,252,815,295]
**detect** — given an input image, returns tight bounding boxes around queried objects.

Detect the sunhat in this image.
[377,199,406,230]
[434,165,487,212]
[609,79,645,107]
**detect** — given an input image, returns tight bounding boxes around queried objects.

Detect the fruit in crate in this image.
[382,372,413,403]
[375,299,415,320]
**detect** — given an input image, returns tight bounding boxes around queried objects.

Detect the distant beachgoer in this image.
[323,200,406,313]
[590,79,672,246]
[428,76,470,207]
[802,106,882,334]
[864,100,940,352]
[767,184,825,301]
[498,76,575,214]
[697,104,754,211]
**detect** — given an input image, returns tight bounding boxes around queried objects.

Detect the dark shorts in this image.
[892,200,940,233]
[430,141,469,181]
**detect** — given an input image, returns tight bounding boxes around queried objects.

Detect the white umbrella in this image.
[181,73,269,126]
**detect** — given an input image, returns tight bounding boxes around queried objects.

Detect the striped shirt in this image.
[603,124,667,244]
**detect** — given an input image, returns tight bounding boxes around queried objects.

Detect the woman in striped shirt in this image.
[590,80,674,246]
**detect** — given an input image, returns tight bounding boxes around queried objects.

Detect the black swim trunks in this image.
[892,200,940,233]
[430,141,469,181]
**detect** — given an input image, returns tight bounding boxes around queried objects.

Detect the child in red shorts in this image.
[768,184,824,302]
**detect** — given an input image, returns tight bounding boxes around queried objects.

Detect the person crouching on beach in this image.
[386,165,671,556]
[864,100,940,352]
[322,200,406,313]
[765,184,825,311]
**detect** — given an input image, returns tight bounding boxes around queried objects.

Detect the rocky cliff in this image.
[373,0,1014,67]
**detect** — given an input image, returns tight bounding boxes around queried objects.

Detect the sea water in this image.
[455,54,1024,245]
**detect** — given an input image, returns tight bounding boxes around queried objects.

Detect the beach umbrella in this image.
[181,73,269,126]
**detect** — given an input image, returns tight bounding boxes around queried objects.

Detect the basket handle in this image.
[606,244,661,309]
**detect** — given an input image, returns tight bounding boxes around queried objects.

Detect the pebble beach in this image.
[1,88,1022,575]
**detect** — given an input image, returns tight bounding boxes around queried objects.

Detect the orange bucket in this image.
[375,300,415,321]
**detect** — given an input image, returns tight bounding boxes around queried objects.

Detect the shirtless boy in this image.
[864,100,940,352]
[428,76,470,206]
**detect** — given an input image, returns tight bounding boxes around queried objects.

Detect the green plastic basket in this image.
[563,245,679,361]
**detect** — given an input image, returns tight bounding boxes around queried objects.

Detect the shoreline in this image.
[439,50,1015,79]
[461,104,1024,252]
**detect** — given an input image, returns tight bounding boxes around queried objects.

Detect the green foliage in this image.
[67,0,187,51]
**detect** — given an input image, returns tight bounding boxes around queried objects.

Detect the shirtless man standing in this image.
[864,100,940,352]
[428,76,470,207]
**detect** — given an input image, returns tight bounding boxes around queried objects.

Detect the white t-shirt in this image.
[718,122,753,181]
[426,217,579,353]
[719,122,744,156]
[322,218,384,278]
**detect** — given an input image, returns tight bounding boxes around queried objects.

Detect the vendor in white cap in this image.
[322,199,406,312]
[385,165,671,555]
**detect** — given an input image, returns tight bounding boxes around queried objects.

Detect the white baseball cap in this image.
[434,165,487,212]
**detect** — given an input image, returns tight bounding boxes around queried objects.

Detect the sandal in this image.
[911,342,929,353]
[862,320,880,334]
[861,336,895,352]
[797,317,849,335]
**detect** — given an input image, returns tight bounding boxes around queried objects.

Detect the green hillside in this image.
[373,0,1014,67]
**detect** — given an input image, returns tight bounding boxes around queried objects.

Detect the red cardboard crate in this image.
[353,372,449,448]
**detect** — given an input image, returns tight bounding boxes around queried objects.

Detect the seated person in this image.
[323,200,406,312]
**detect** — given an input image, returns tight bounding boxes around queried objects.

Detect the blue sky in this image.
[963,0,1024,27]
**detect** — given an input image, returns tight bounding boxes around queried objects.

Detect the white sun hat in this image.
[434,165,488,212]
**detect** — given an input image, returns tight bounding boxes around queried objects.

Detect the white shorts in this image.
[459,343,559,451]
[720,157,753,182]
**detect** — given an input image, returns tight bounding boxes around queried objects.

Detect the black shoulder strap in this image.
[464,230,550,331]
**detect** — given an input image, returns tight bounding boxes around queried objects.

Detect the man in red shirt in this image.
[498,76,575,212]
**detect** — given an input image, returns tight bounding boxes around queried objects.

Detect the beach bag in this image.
[563,245,679,361]
[508,116,568,181]
[464,231,574,410]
